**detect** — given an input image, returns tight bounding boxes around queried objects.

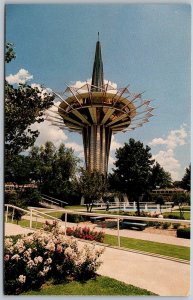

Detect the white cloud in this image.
[65,142,83,153]
[108,155,116,172]
[108,135,122,172]
[110,135,122,151]
[149,126,187,149]
[30,120,68,148]
[6,68,33,85]
[149,125,188,180]
[31,83,53,100]
[152,149,181,181]
[70,79,118,93]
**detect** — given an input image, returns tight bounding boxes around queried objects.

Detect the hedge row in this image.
[176,227,190,239]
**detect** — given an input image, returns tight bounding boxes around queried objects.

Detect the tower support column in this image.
[83,125,112,175]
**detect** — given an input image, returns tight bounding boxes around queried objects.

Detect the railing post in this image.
[5,205,9,223]
[30,209,33,229]
[11,208,15,223]
[64,212,67,236]
[117,217,120,247]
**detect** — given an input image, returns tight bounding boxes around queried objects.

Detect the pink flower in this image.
[56,244,63,253]
[4,254,10,262]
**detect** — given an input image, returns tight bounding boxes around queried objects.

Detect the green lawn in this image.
[104,234,190,261]
[163,211,190,220]
[65,205,85,210]
[44,211,64,219]
[176,206,191,211]
[22,276,156,296]
[6,218,44,229]
[40,206,86,219]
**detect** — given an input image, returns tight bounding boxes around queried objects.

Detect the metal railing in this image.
[4,204,191,248]
[40,194,68,208]
[92,201,174,210]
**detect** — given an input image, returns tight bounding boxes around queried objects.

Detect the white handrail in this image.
[4,204,190,249]
[41,194,68,205]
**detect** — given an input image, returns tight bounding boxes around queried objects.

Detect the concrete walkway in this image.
[92,223,190,247]
[4,223,34,236]
[98,246,190,296]
[4,223,190,296]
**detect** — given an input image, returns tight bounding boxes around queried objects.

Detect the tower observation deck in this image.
[47,38,154,175]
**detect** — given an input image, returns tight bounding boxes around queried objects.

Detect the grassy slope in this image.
[22,276,157,296]
[163,211,190,220]
[104,234,190,261]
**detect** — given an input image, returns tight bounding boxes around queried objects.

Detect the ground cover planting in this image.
[22,275,157,295]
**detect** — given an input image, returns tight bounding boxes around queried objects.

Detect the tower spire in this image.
[91,35,104,91]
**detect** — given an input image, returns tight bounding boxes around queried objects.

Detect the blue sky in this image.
[5,4,191,180]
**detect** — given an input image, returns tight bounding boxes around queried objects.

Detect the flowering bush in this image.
[4,222,104,295]
[66,226,105,243]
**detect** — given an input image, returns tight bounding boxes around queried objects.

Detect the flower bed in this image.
[4,221,104,295]
[66,226,105,243]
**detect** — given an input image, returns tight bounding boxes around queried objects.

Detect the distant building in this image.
[151,188,187,201]
[5,183,37,192]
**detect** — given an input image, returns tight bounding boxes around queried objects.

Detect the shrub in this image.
[165,214,181,220]
[61,213,88,223]
[4,191,17,204]
[4,222,104,295]
[10,209,24,224]
[148,221,161,228]
[66,226,105,243]
[176,227,190,239]
[173,223,181,230]
[161,222,171,229]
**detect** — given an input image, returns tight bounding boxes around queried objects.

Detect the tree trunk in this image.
[135,195,141,216]
[179,204,184,219]
[89,201,94,212]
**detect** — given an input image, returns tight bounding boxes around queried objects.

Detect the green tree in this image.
[173,181,182,188]
[181,165,191,191]
[172,193,186,219]
[154,194,165,213]
[5,42,54,159]
[77,168,108,212]
[109,138,154,215]
[29,142,80,201]
[5,154,32,185]
[149,162,172,189]
[5,42,16,63]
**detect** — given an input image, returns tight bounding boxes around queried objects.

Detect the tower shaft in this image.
[83,125,112,174]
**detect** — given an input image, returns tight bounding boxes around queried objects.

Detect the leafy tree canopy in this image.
[149,162,172,189]
[5,142,81,203]
[110,138,154,196]
[5,42,16,63]
[28,142,80,201]
[5,42,54,159]
[109,139,154,215]
[181,165,191,191]
[77,168,108,212]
